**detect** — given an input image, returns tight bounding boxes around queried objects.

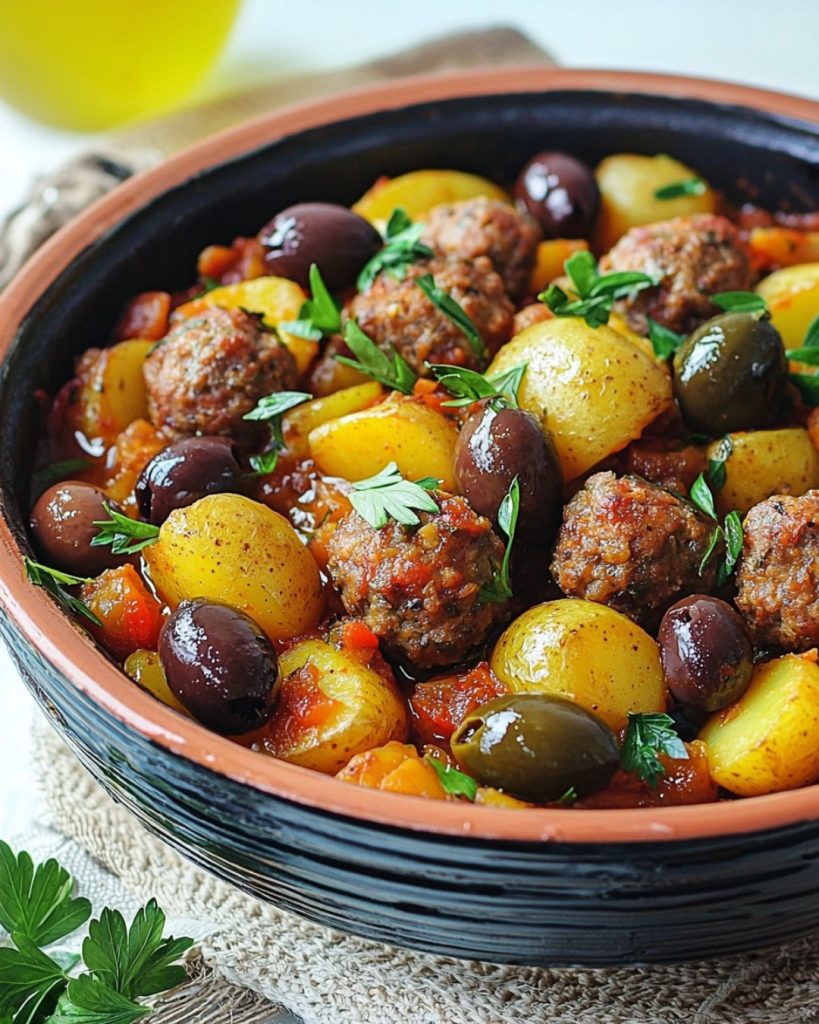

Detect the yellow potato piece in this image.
[144,493,323,642]
[308,394,459,490]
[491,599,666,732]
[353,169,510,224]
[709,429,819,516]
[701,655,819,797]
[756,263,819,350]
[267,639,407,773]
[124,649,188,715]
[488,318,672,480]
[76,338,153,442]
[595,153,716,252]
[283,381,383,460]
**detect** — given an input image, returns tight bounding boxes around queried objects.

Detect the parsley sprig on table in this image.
[620,712,688,788]
[539,250,656,329]
[689,473,743,586]
[279,264,341,340]
[0,841,192,1024]
[357,208,434,292]
[92,504,159,555]
[349,462,440,529]
[416,273,488,366]
[24,560,101,627]
[479,477,520,604]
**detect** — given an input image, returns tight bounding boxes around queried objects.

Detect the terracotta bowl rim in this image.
[2,66,819,846]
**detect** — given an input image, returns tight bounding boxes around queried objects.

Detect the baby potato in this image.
[487,318,672,480]
[709,428,819,516]
[70,339,154,443]
[143,493,323,642]
[337,741,446,798]
[283,381,383,460]
[353,169,510,224]
[308,393,459,489]
[490,599,666,732]
[265,639,408,773]
[756,263,819,349]
[701,654,819,797]
[595,153,717,252]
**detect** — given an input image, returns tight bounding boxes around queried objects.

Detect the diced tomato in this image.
[196,236,266,286]
[81,564,164,660]
[114,291,171,341]
[263,663,341,752]
[103,419,167,511]
[410,662,506,744]
[580,741,718,808]
[340,619,380,654]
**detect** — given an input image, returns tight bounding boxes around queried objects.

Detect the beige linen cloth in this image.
[6,27,819,1024]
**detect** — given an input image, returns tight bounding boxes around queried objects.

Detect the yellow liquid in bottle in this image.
[0,0,241,130]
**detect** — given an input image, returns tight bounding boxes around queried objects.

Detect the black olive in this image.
[673,312,788,436]
[159,599,280,735]
[658,595,753,712]
[135,436,243,525]
[258,202,382,291]
[454,403,562,539]
[30,482,129,577]
[513,151,600,239]
[451,693,619,802]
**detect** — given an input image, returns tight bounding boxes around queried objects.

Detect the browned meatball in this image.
[347,257,514,374]
[600,214,753,335]
[421,197,541,300]
[326,495,512,669]
[735,492,819,651]
[551,472,722,623]
[143,308,297,439]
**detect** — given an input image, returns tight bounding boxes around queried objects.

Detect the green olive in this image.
[672,312,788,436]
[451,693,619,802]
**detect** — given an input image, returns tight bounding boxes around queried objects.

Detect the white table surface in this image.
[2,0,819,838]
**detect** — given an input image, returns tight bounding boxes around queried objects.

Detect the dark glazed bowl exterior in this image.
[1,69,819,966]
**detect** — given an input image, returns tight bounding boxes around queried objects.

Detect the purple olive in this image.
[159,599,280,735]
[258,202,381,291]
[30,482,128,577]
[658,595,753,712]
[454,403,562,540]
[513,151,600,239]
[135,436,243,525]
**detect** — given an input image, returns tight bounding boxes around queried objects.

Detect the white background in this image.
[2,0,819,835]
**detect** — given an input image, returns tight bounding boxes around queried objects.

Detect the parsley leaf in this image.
[689,472,717,520]
[707,435,733,492]
[688,473,744,584]
[349,462,439,529]
[24,559,102,628]
[0,841,91,947]
[653,177,706,200]
[32,459,93,491]
[539,250,655,329]
[279,264,341,340]
[91,505,159,556]
[721,510,744,585]
[557,786,578,807]
[357,208,434,292]
[416,273,488,366]
[424,756,478,801]
[49,976,149,1024]
[0,935,66,1023]
[427,363,527,409]
[788,315,819,403]
[479,476,519,604]
[620,712,688,788]
[335,320,417,394]
[711,291,769,316]
[243,390,312,476]
[790,373,819,405]
[647,318,685,360]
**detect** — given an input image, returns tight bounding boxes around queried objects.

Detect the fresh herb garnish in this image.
[335,320,418,395]
[788,315,819,404]
[557,785,578,807]
[427,363,527,409]
[91,504,159,555]
[688,472,743,586]
[620,712,688,788]
[689,473,717,520]
[24,559,102,627]
[711,291,769,316]
[349,462,440,529]
[647,318,685,360]
[424,756,478,801]
[653,177,706,200]
[707,435,734,491]
[539,250,656,329]
[723,509,744,579]
[479,476,519,604]
[357,208,434,292]
[0,841,191,1024]
[32,460,94,491]
[279,264,341,341]
[791,374,819,405]
[416,273,488,366]
[243,390,312,476]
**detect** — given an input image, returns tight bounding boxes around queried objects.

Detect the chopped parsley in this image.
[653,177,706,200]
[539,250,656,329]
[24,559,101,627]
[416,273,487,366]
[357,208,434,292]
[335,320,417,395]
[479,476,519,604]
[620,712,688,788]
[349,462,440,529]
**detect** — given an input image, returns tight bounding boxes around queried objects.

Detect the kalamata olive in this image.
[513,151,600,239]
[451,693,619,802]
[136,436,243,525]
[658,595,753,712]
[30,482,128,577]
[159,599,280,735]
[673,312,788,436]
[258,202,382,291]
[454,403,562,539]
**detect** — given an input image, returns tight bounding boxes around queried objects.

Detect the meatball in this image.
[143,308,297,439]
[421,197,541,300]
[347,257,514,374]
[600,214,753,335]
[326,494,512,669]
[551,472,722,623]
[735,492,819,651]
